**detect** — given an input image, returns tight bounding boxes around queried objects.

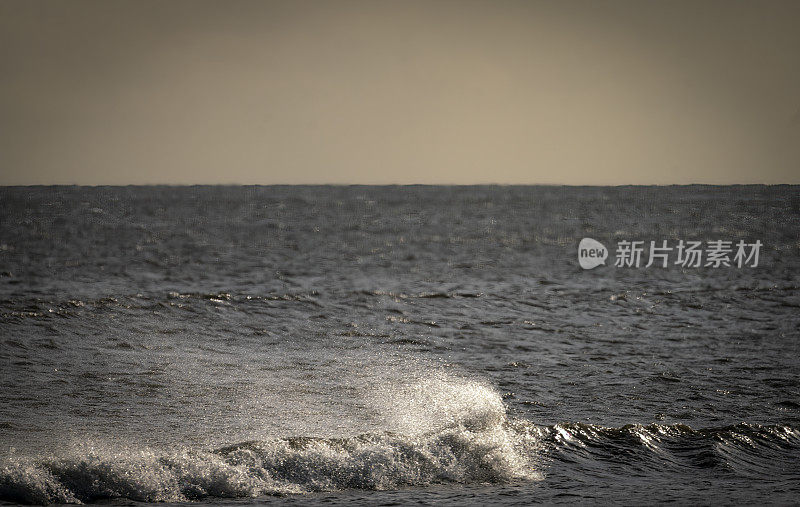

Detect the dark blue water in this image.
[1,185,799,504]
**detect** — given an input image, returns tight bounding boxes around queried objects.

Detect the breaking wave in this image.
[2,372,798,505]
[4,420,798,504]
[0,378,541,504]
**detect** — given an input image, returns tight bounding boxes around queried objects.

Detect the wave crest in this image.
[0,379,540,504]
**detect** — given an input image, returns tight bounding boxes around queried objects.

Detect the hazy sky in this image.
[1,0,798,185]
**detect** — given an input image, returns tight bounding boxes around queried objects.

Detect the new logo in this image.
[578,238,608,269]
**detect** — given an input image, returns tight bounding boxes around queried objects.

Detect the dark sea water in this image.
[1,185,799,505]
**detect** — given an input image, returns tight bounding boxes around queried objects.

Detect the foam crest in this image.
[0,377,541,504]
[369,374,508,435]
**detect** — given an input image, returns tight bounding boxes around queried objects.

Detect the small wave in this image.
[543,421,800,449]
[539,421,800,478]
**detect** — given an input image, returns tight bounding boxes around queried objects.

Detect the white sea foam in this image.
[0,375,542,504]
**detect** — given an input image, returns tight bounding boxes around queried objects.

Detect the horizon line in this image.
[2,183,798,188]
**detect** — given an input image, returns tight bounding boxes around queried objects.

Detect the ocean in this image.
[1,185,798,505]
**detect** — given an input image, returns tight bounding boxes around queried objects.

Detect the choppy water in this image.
[1,185,799,505]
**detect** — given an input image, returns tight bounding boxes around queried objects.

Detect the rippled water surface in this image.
[1,185,799,504]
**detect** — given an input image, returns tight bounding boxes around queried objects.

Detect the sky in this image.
[1,0,798,185]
